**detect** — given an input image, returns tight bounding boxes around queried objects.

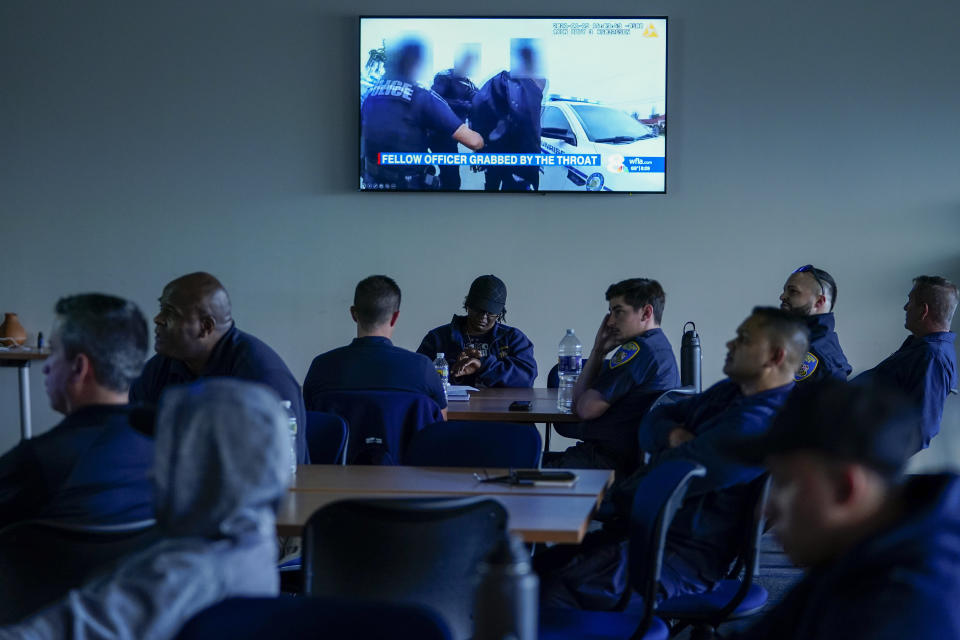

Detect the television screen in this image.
[359,17,667,193]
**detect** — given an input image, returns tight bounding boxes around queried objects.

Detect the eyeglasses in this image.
[793,264,825,297]
[466,306,502,321]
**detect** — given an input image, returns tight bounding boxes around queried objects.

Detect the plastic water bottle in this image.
[557,329,582,411]
[434,352,450,401]
[280,400,298,476]
[473,534,539,640]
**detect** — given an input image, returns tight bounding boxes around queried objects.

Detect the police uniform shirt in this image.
[852,331,958,449]
[361,77,464,161]
[129,323,309,463]
[794,313,853,383]
[635,378,796,588]
[417,316,538,388]
[580,328,680,454]
[303,336,447,410]
[730,474,960,640]
[0,405,154,530]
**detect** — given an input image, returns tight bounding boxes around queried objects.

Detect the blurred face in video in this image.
[386,35,431,83]
[510,38,544,80]
[766,452,849,567]
[455,45,479,77]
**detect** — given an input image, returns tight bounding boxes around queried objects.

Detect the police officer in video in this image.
[361,36,485,191]
[429,45,480,191]
[472,38,546,192]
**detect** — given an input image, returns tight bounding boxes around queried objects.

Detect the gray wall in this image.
[2,0,958,465]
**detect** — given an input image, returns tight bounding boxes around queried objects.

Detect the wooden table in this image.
[280,465,615,543]
[446,387,580,424]
[291,465,613,504]
[0,349,50,440]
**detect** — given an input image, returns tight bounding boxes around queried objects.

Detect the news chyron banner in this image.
[360,17,667,192]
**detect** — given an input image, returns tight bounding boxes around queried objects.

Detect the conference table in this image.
[278,465,614,543]
[0,348,50,440]
[445,387,579,424]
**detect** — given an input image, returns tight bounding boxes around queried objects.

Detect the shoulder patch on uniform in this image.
[795,351,819,381]
[610,341,641,369]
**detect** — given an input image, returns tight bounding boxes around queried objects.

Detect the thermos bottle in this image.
[681,321,702,393]
[474,534,538,640]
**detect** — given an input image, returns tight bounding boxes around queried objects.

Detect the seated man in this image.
[304,275,447,416]
[726,381,960,640]
[852,275,958,449]
[536,307,808,610]
[418,275,537,388]
[545,278,679,475]
[0,379,290,639]
[0,294,153,530]
[129,272,308,462]
[779,264,852,382]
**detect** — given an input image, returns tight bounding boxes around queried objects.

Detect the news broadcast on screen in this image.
[359,17,667,193]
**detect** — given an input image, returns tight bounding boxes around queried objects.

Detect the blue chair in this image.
[540,459,707,640]
[403,420,542,468]
[176,596,452,640]
[654,474,771,637]
[308,390,443,465]
[305,411,348,464]
[0,521,158,624]
[303,496,507,640]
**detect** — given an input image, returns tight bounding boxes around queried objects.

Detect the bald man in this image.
[130,273,308,463]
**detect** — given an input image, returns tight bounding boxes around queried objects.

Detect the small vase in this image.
[0,313,27,346]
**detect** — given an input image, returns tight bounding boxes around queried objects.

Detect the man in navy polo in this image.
[304,275,447,415]
[546,278,680,475]
[418,275,537,388]
[129,272,308,462]
[852,275,958,450]
[726,381,960,640]
[537,307,809,610]
[779,264,852,383]
[0,294,154,530]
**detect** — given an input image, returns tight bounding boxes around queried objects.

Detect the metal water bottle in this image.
[473,534,538,640]
[681,321,701,393]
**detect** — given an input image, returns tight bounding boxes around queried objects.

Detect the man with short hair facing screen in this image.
[724,381,960,640]
[779,264,852,383]
[304,275,447,417]
[852,275,958,449]
[546,278,679,476]
[129,272,308,462]
[0,294,153,531]
[537,307,808,610]
[417,275,537,389]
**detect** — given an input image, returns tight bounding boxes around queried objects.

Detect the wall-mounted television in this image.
[359,17,667,193]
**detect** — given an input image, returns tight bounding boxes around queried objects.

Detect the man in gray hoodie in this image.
[0,378,291,639]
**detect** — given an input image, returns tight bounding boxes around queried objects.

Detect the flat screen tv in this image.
[359,17,667,193]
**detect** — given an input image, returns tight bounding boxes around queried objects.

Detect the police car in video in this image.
[539,97,665,192]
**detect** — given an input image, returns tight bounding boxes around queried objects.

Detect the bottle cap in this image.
[280,400,292,409]
[437,352,445,358]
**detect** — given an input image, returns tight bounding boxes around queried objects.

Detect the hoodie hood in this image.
[153,378,291,539]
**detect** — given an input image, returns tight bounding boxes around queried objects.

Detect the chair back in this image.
[305,411,348,464]
[715,474,772,620]
[176,596,452,640]
[626,459,706,635]
[546,358,591,389]
[403,421,542,468]
[310,390,443,465]
[303,496,507,640]
[0,521,158,624]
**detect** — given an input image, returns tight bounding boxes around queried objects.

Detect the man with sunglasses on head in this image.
[418,275,537,388]
[779,264,852,383]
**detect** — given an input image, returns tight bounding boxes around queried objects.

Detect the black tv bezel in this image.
[357,15,669,195]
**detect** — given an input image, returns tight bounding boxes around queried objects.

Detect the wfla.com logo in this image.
[606,154,625,173]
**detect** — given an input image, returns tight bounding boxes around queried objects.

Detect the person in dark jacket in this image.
[418,275,537,388]
[0,294,153,531]
[546,278,679,475]
[536,308,809,609]
[779,264,852,382]
[852,275,958,450]
[430,45,480,191]
[129,272,309,463]
[726,380,960,640]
